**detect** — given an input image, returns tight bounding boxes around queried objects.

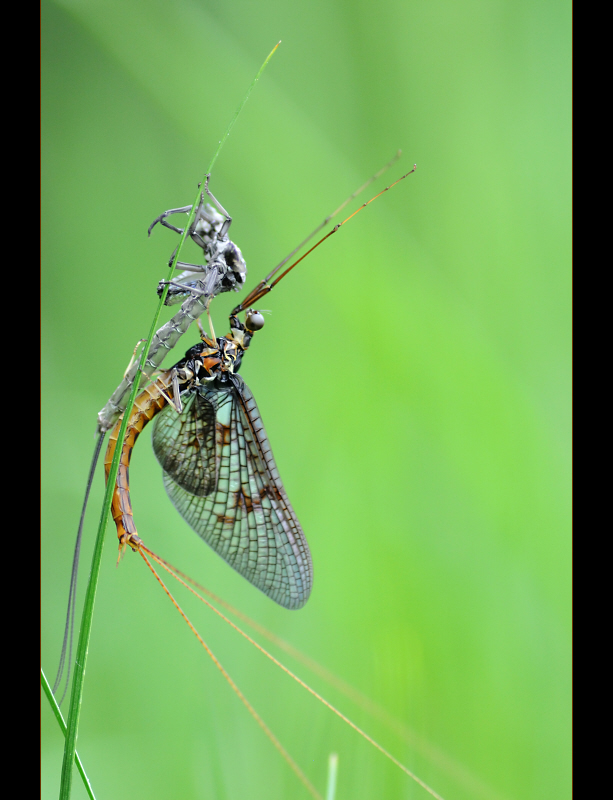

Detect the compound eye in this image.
[245,311,265,331]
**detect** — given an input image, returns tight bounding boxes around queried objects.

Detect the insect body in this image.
[105,311,313,610]
[150,174,247,307]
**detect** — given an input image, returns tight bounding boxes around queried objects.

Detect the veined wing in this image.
[152,376,313,609]
[152,390,217,496]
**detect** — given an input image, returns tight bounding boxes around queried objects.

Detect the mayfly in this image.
[104,162,417,609]
[53,155,428,800]
[52,156,415,706]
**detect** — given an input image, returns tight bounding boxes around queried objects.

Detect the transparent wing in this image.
[152,390,217,497]
[157,376,313,610]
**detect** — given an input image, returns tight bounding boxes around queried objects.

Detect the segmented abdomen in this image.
[104,373,173,545]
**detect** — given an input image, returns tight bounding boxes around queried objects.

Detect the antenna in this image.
[233,163,417,314]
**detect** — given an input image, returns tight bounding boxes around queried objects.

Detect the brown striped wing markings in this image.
[151,376,313,609]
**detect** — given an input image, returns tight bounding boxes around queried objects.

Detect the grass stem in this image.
[41,669,96,800]
[325,753,338,800]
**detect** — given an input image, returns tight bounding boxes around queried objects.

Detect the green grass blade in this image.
[57,43,280,800]
[41,669,96,800]
[207,41,280,176]
[325,753,338,800]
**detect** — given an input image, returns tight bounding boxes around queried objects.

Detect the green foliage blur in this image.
[42,1,571,798]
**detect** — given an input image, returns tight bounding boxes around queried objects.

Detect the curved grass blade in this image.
[41,669,96,800]
[53,432,106,705]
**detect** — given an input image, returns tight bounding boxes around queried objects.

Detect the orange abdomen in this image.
[104,373,173,548]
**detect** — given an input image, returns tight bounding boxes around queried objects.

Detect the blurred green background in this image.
[41,1,571,798]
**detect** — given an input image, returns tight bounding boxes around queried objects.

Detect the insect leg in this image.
[136,367,182,413]
[148,204,193,237]
[159,279,208,296]
[171,370,183,414]
[157,244,214,306]
[203,174,233,239]
[205,297,216,343]
[174,262,208,273]
[123,339,146,378]
[198,263,223,341]
[158,273,218,341]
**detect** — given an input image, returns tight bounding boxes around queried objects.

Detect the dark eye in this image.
[245,311,265,331]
